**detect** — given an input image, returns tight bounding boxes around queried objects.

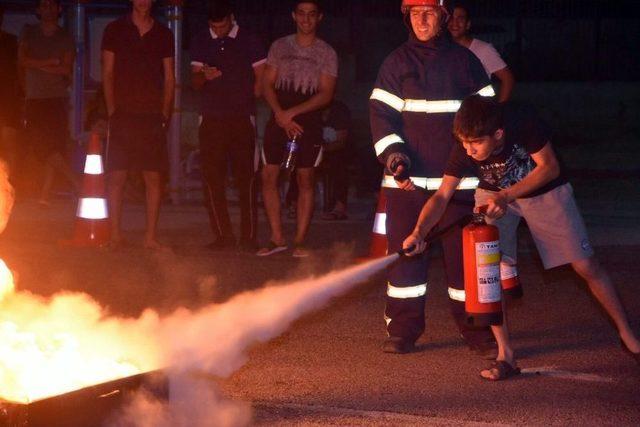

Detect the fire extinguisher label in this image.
[475,241,501,303]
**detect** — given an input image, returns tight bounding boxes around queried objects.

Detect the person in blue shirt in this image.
[190,0,266,252]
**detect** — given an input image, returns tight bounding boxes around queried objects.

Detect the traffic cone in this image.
[363,189,388,259]
[68,132,110,246]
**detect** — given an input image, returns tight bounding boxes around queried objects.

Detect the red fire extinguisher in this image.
[463,213,503,327]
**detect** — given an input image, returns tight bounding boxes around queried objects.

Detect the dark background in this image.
[3,0,640,82]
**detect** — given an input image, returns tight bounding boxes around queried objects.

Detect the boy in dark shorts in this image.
[402,95,640,379]
[258,0,337,258]
[101,0,175,249]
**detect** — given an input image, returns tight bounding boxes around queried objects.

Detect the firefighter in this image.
[369,0,496,354]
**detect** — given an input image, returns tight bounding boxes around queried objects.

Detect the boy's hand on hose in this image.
[402,231,427,256]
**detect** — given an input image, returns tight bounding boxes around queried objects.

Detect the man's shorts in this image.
[106,110,168,173]
[475,183,594,269]
[261,119,323,168]
[24,97,69,159]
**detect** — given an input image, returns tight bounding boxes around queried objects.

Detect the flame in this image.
[0,159,164,403]
[0,261,162,404]
[0,159,394,417]
[0,259,14,300]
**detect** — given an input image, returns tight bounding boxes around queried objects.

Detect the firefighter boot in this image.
[382,337,416,354]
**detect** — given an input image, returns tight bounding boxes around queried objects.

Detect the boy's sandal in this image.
[321,211,348,221]
[480,361,521,381]
[292,244,311,258]
[256,241,288,257]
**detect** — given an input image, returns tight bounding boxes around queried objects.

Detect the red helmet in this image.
[401,0,445,14]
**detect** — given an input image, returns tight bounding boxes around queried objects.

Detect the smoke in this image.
[2,255,395,420]
[0,154,398,424]
[111,255,397,427]
[160,255,395,375]
[113,376,252,427]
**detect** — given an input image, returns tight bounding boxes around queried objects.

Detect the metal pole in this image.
[72,0,87,141]
[166,0,183,205]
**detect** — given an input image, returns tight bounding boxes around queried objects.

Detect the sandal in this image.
[292,244,311,258]
[321,210,348,221]
[480,360,521,381]
[256,241,288,257]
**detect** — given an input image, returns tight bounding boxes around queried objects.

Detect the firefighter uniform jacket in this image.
[370,34,493,182]
[369,33,495,343]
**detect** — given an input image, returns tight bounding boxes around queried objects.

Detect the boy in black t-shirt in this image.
[402,95,640,379]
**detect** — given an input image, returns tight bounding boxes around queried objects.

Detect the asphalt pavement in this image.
[0,175,639,425]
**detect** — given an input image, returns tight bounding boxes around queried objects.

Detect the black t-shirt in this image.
[101,15,174,114]
[445,104,567,198]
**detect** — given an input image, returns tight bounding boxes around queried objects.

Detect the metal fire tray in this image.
[0,370,167,427]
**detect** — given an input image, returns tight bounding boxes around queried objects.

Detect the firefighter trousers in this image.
[384,187,494,346]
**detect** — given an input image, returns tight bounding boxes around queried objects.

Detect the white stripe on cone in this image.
[448,287,466,302]
[373,213,387,235]
[500,255,518,279]
[84,155,104,175]
[76,198,108,220]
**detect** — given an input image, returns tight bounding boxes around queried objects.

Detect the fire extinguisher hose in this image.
[397,213,474,256]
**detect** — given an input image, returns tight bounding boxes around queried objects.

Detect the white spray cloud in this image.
[0,154,399,424]
[112,255,397,426]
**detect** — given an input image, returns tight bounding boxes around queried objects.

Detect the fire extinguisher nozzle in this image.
[397,245,416,256]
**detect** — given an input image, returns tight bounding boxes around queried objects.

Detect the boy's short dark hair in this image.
[35,0,62,21]
[208,0,233,22]
[450,1,472,19]
[292,0,322,13]
[453,95,504,140]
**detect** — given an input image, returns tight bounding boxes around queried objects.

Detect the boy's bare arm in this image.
[499,142,560,203]
[162,56,175,119]
[262,64,282,114]
[191,64,206,90]
[18,40,59,69]
[253,63,266,98]
[402,175,460,256]
[263,64,302,137]
[38,50,74,76]
[279,73,336,122]
[101,50,116,116]
[412,175,461,240]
